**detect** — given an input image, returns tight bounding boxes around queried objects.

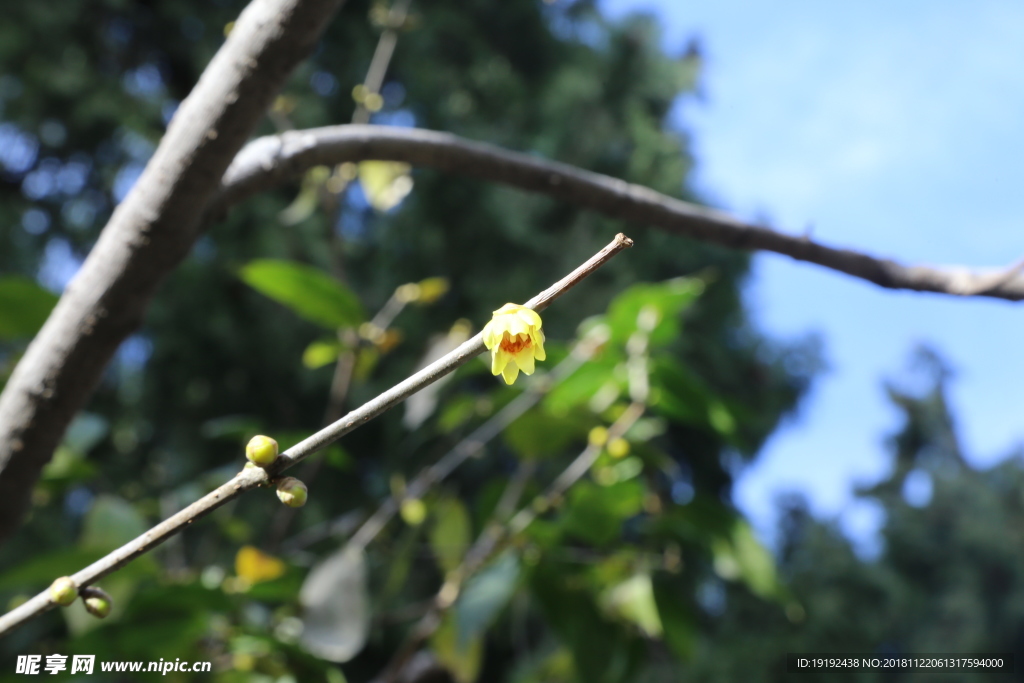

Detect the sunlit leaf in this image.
[544,358,620,416]
[279,164,331,225]
[606,278,702,347]
[40,446,98,485]
[713,520,786,600]
[240,259,364,330]
[602,573,662,637]
[303,338,344,369]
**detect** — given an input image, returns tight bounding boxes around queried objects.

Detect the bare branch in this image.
[0,234,631,637]
[0,0,348,544]
[219,124,1024,302]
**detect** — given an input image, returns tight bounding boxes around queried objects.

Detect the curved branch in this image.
[219,124,1024,302]
[0,0,347,543]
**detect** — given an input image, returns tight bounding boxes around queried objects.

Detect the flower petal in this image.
[501,360,520,385]
[505,315,529,337]
[517,351,535,375]
[516,307,542,330]
[491,348,509,376]
[493,303,520,316]
[532,331,546,361]
[482,320,500,349]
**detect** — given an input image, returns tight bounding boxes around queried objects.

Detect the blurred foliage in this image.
[0,0,823,681]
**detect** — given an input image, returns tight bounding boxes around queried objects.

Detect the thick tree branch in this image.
[0,234,631,637]
[219,124,1024,302]
[0,0,348,543]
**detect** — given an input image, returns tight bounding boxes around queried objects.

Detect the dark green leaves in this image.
[239,260,364,330]
[0,276,58,340]
[562,480,644,547]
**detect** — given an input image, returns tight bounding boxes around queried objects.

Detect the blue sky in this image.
[600,0,1024,552]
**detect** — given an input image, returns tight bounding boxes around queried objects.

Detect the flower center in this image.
[499,332,532,355]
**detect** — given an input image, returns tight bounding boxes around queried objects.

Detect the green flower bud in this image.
[276,477,307,508]
[49,577,78,606]
[400,498,427,526]
[246,435,279,467]
[81,587,113,619]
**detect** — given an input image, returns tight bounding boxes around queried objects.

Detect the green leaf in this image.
[41,446,98,485]
[543,358,621,416]
[430,497,472,575]
[713,520,786,600]
[0,276,59,340]
[0,549,105,592]
[606,278,703,347]
[602,573,662,637]
[652,494,738,546]
[80,495,148,553]
[503,408,585,459]
[239,259,364,330]
[562,480,644,547]
[455,551,520,647]
[303,338,344,369]
[432,611,483,683]
[650,357,738,440]
[652,574,696,660]
[529,561,644,683]
[324,445,353,470]
[438,394,478,433]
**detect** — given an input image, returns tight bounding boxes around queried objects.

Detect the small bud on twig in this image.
[80,586,113,619]
[48,577,77,607]
[246,435,279,467]
[276,477,308,508]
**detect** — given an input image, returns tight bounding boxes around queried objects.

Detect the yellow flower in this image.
[482,303,546,385]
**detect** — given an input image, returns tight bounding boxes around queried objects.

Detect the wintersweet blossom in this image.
[482,303,546,385]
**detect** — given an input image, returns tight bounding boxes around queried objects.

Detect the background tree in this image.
[671,349,1024,683]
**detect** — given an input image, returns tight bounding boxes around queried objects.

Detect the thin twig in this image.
[352,0,413,125]
[321,328,607,556]
[219,125,1024,302]
[0,234,631,637]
